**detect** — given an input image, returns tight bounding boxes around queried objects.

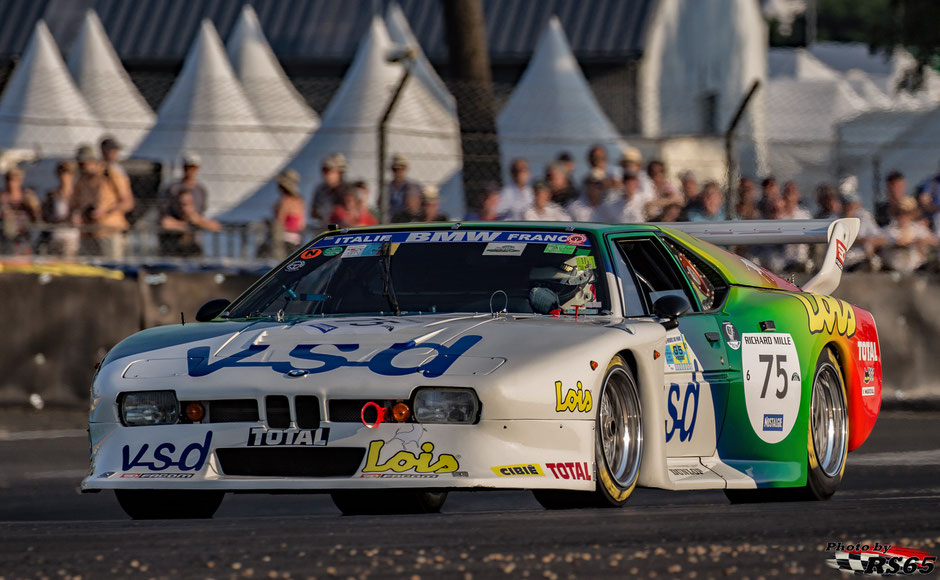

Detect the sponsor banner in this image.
[545,461,592,481]
[309,231,593,248]
[491,464,545,477]
[121,432,212,472]
[858,340,878,362]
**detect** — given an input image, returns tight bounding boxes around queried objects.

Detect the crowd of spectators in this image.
[1,138,939,274]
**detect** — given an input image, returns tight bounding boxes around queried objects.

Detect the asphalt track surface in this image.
[0,411,938,579]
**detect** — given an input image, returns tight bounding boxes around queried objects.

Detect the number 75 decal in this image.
[741,334,801,444]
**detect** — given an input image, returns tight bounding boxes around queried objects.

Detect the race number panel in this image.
[741,333,801,444]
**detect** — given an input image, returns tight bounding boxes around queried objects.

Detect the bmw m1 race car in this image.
[82,219,882,518]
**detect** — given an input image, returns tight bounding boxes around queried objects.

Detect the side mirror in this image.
[195,299,231,322]
[652,295,691,330]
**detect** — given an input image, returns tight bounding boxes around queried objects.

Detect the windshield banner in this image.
[312,231,592,248]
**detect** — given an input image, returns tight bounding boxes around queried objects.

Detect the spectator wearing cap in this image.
[311,153,348,225]
[523,181,571,221]
[0,166,40,254]
[464,183,502,221]
[38,161,80,257]
[687,182,726,222]
[566,173,608,222]
[546,162,578,206]
[498,158,533,220]
[814,184,843,220]
[617,146,655,208]
[272,169,306,256]
[595,170,645,224]
[421,185,448,222]
[387,153,421,215]
[159,189,222,257]
[875,171,910,227]
[161,152,209,220]
[842,192,885,271]
[734,177,760,220]
[73,144,130,258]
[99,135,135,221]
[881,196,937,273]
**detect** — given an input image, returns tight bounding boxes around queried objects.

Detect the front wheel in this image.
[535,355,643,509]
[115,490,224,519]
[330,490,448,515]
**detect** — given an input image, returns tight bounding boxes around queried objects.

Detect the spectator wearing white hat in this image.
[523,181,571,221]
[497,158,533,220]
[387,153,421,215]
[421,185,448,222]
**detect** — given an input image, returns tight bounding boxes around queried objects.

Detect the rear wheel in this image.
[725,347,848,503]
[330,490,448,515]
[115,490,224,519]
[535,355,643,509]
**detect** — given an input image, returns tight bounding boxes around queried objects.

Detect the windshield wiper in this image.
[380,242,401,316]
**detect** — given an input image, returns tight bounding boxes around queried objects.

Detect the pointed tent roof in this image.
[385,2,455,115]
[66,10,155,150]
[222,16,462,223]
[132,19,285,217]
[765,77,870,143]
[843,69,893,110]
[0,20,103,156]
[768,47,841,81]
[497,16,625,183]
[226,4,319,153]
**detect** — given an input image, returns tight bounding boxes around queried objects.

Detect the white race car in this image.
[82,221,882,518]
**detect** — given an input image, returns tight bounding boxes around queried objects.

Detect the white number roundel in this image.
[741,333,802,444]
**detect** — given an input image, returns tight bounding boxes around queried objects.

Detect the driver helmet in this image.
[529,256,595,311]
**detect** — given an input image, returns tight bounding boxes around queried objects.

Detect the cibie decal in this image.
[721,321,741,350]
[741,333,801,443]
[858,341,878,362]
[362,441,458,474]
[546,462,592,481]
[665,382,699,443]
[121,432,212,472]
[248,427,329,447]
[793,294,857,338]
[491,464,545,477]
[187,335,482,378]
[555,381,593,413]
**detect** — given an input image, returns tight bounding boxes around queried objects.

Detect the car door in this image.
[611,234,731,459]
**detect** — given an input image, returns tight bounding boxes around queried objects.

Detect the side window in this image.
[663,238,729,311]
[616,238,698,312]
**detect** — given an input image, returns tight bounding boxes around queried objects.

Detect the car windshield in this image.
[225,229,611,319]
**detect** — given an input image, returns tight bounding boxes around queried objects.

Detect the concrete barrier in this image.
[0,271,936,407]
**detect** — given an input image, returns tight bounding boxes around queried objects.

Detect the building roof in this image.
[0,0,655,63]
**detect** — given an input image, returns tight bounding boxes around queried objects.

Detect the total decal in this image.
[186,335,481,378]
[247,427,329,447]
[555,380,593,413]
[546,462,592,481]
[793,294,857,338]
[121,432,212,472]
[825,541,936,576]
[359,425,459,478]
[741,333,802,444]
[858,340,879,363]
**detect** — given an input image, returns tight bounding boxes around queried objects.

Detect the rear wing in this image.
[666,218,861,295]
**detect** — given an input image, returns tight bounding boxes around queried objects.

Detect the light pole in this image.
[378,47,416,224]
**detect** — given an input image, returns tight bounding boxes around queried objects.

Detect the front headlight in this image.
[413,388,480,424]
[121,390,179,426]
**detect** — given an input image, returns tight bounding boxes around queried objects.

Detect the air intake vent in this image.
[265,395,291,428]
[217,448,366,477]
[294,396,321,429]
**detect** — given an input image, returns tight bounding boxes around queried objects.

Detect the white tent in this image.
[222,16,462,223]
[843,69,893,110]
[765,77,869,197]
[385,2,455,115]
[768,47,842,81]
[0,20,104,157]
[497,16,625,183]
[132,19,285,218]
[66,10,155,150]
[225,4,319,153]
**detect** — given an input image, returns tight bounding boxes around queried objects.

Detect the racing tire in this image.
[330,490,448,515]
[114,490,225,519]
[534,355,643,509]
[725,348,848,503]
